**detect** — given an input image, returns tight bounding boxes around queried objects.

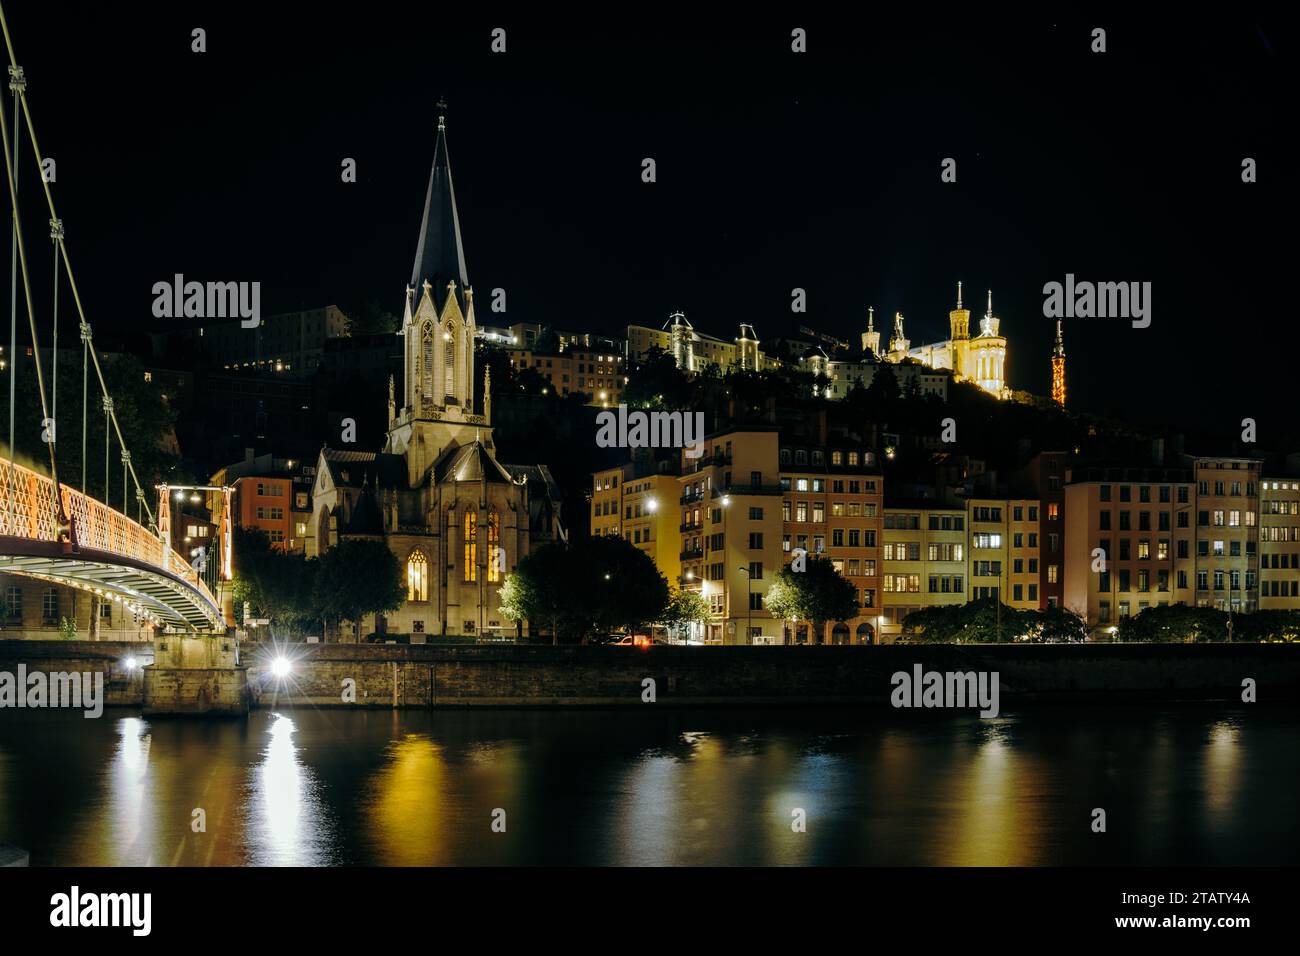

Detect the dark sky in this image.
[4,6,1288,436]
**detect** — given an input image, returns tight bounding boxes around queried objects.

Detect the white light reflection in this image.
[249,714,330,865]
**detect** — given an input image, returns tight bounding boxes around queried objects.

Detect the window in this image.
[4,586,21,619]
[487,512,502,582]
[407,550,429,601]
[748,532,763,549]
[464,509,478,582]
[748,507,764,520]
[42,587,58,622]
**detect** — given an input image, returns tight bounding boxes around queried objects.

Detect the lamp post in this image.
[739,565,753,645]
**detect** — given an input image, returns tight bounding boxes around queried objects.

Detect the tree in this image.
[501,537,671,643]
[502,541,583,643]
[623,346,690,409]
[340,298,399,336]
[1027,605,1088,643]
[314,539,405,641]
[765,558,858,644]
[586,535,670,638]
[497,573,536,639]
[900,598,1035,643]
[659,587,709,643]
[231,527,321,637]
[1117,604,1228,643]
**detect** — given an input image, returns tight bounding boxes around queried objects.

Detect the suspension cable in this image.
[5,64,17,466]
[0,3,154,526]
[0,64,56,484]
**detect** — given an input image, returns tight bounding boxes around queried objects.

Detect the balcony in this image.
[680,547,704,560]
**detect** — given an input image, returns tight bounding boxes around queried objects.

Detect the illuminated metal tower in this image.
[1051,318,1066,406]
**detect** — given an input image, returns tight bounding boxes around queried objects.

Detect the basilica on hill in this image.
[870,282,1010,399]
[307,110,564,640]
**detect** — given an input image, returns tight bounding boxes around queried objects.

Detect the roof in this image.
[343,482,385,536]
[433,441,515,484]
[321,448,406,489]
[410,118,469,314]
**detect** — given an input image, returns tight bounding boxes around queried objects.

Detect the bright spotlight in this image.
[123,657,138,672]
[271,656,292,679]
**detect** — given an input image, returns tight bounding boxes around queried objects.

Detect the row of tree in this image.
[1115,604,1300,643]
[899,599,1089,643]
[232,528,404,638]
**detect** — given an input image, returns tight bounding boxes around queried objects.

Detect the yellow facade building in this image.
[590,465,681,585]
[1260,477,1300,609]
[879,506,966,642]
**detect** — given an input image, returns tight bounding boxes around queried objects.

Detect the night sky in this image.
[4,6,1287,437]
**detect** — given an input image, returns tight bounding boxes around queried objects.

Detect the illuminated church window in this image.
[407,549,428,601]
[464,508,478,582]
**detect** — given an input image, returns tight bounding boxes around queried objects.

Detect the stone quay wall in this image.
[1,641,1296,711]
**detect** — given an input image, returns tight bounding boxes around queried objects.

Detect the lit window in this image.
[407,549,428,601]
[464,509,478,582]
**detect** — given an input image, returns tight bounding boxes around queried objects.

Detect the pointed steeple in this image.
[950,281,970,341]
[411,99,469,313]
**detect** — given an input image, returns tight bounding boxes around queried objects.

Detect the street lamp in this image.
[739,565,753,645]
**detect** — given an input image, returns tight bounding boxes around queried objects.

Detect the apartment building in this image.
[779,439,884,644]
[879,505,965,642]
[591,465,682,584]
[509,347,626,406]
[1015,451,1068,608]
[0,577,153,641]
[1005,499,1046,610]
[1193,457,1262,613]
[1259,476,1300,609]
[1064,464,1196,629]
[966,497,1010,605]
[677,429,785,644]
[212,452,315,553]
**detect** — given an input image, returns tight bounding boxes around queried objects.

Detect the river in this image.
[0,705,1295,865]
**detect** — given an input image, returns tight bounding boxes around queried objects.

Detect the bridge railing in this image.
[0,461,218,608]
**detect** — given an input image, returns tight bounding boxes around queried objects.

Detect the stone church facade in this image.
[308,111,563,640]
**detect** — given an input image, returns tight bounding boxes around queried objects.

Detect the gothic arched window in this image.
[407,549,428,602]
[420,321,435,400]
[444,324,457,399]
[487,511,501,582]
[464,508,478,582]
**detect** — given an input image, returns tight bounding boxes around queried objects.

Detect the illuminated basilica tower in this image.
[1051,318,1066,406]
[878,282,1010,399]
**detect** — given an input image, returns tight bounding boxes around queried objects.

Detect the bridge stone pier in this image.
[143,635,249,716]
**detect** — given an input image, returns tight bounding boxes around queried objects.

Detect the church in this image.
[308,110,564,640]
[872,282,1010,399]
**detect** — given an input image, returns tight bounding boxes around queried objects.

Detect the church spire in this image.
[957,281,963,310]
[411,99,469,312]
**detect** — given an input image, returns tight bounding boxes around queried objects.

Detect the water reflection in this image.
[0,706,1293,866]
[247,714,333,865]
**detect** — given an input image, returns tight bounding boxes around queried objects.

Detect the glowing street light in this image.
[271,656,292,679]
